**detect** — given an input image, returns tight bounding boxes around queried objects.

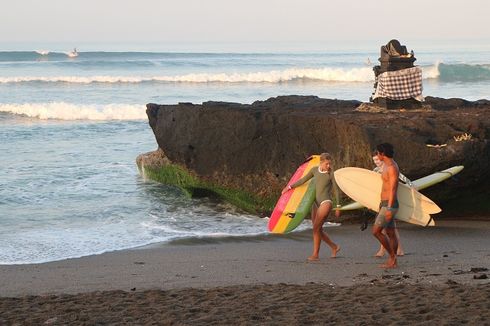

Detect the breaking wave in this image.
[4,63,484,84]
[0,67,374,84]
[1,63,488,84]
[0,102,147,120]
[437,63,490,81]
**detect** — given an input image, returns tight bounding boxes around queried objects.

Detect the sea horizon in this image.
[2,38,490,53]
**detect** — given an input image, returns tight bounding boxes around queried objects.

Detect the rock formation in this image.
[137,96,490,217]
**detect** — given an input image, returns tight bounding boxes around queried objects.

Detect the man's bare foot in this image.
[331,245,340,258]
[380,257,397,268]
[397,250,405,256]
[307,255,319,261]
[375,249,385,257]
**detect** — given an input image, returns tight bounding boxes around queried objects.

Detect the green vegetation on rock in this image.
[139,163,275,215]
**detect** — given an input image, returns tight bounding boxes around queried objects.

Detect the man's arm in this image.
[387,165,399,209]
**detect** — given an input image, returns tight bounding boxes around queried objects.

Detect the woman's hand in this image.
[281,185,291,195]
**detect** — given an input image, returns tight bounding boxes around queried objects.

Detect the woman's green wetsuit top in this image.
[290,166,340,206]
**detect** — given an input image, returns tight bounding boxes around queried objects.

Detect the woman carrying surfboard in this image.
[282,153,341,261]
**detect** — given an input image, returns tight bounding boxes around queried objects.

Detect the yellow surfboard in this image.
[268,155,320,233]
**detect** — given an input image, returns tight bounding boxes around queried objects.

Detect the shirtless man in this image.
[372,143,399,268]
[373,154,410,257]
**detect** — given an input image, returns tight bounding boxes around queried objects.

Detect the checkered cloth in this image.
[373,67,424,101]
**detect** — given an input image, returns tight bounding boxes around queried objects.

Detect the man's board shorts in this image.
[374,200,399,228]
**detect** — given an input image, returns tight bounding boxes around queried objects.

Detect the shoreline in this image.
[2,214,488,267]
[1,219,489,324]
[1,220,488,298]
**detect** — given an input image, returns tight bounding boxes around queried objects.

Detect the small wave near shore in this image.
[0,102,147,120]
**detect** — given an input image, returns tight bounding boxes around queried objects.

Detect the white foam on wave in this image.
[0,67,376,84]
[421,62,441,79]
[0,223,159,265]
[0,102,147,120]
[0,76,145,84]
[140,220,269,239]
[0,64,444,84]
[35,50,50,56]
[158,67,376,83]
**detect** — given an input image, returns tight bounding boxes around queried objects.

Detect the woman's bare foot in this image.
[397,249,405,256]
[307,255,319,261]
[331,245,340,258]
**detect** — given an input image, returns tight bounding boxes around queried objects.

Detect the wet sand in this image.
[1,220,489,324]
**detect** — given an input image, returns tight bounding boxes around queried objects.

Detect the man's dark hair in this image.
[376,143,394,158]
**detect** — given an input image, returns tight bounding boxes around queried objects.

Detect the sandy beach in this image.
[1,219,489,324]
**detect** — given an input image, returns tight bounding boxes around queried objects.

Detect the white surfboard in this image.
[334,167,442,226]
[411,166,464,190]
[340,166,463,211]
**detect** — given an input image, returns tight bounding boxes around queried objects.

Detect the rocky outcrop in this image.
[137,96,490,216]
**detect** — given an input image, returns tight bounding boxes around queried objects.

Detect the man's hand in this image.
[385,209,393,222]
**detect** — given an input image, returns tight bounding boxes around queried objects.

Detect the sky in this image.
[1,0,489,51]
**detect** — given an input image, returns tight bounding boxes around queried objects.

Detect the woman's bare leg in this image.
[310,203,318,225]
[308,202,339,260]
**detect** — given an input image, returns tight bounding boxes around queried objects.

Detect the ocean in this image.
[1,42,489,264]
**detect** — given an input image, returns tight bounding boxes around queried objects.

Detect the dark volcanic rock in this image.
[138,95,490,216]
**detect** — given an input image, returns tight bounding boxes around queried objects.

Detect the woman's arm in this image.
[282,167,314,194]
[332,174,342,217]
[290,167,314,188]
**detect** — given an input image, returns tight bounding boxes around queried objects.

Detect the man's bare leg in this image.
[372,225,396,268]
[375,228,404,257]
[384,227,398,267]
[375,229,387,257]
[395,228,404,256]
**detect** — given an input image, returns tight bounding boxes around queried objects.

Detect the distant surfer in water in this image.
[372,143,399,268]
[282,153,341,261]
[372,154,411,257]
